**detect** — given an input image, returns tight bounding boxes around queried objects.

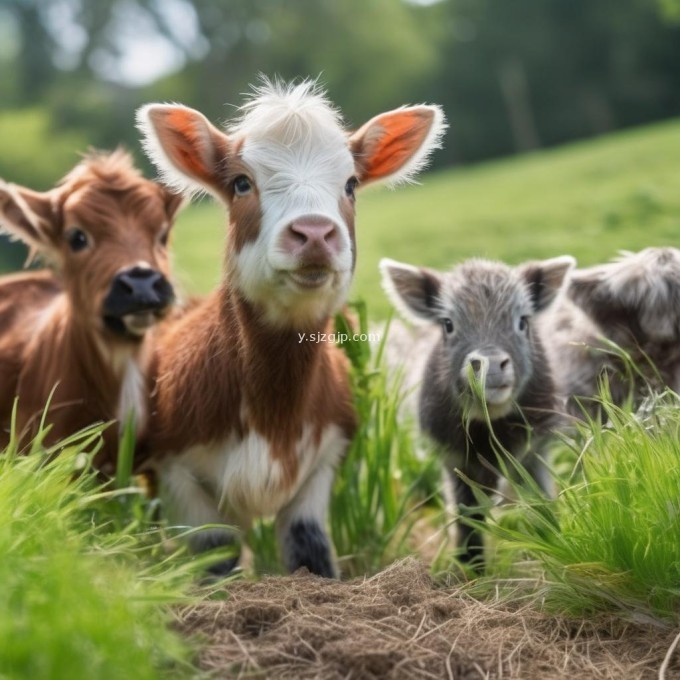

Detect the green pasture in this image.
[171,117,680,318]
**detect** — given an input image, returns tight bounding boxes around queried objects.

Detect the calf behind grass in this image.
[136,79,446,577]
[542,247,680,418]
[381,256,574,566]
[0,150,183,471]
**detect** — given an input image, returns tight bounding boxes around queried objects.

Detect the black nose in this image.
[104,266,174,317]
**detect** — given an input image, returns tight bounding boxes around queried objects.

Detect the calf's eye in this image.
[345,176,358,198]
[518,315,530,333]
[441,317,454,335]
[66,228,89,252]
[233,175,252,196]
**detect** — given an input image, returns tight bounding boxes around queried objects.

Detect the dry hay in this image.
[177,558,680,679]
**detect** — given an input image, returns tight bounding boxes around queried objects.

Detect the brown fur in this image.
[224,171,263,254]
[0,150,183,470]
[142,287,356,488]
[0,271,61,423]
[217,139,264,253]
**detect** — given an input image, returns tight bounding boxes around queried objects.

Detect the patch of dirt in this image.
[177,558,680,679]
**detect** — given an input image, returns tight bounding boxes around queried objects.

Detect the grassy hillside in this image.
[171,118,680,318]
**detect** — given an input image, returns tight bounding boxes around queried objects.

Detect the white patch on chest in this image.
[166,423,347,525]
[116,358,147,433]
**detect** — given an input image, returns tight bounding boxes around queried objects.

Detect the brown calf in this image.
[0,150,183,471]
[137,79,446,576]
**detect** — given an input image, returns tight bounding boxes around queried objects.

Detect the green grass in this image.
[0,418,202,680]
[463,392,680,623]
[171,117,680,317]
[329,306,442,577]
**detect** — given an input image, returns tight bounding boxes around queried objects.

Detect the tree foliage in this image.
[424,0,680,163]
[656,0,680,21]
[0,0,679,173]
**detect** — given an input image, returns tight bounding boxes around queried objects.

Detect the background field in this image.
[170,117,680,318]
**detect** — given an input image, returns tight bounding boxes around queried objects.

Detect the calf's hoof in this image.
[283,520,337,578]
[191,529,240,578]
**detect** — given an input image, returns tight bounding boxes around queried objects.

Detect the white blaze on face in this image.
[136,80,448,329]
[230,93,357,327]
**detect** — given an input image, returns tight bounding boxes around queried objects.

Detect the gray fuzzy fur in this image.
[540,247,680,418]
[381,256,573,565]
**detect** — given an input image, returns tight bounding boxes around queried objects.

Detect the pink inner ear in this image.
[154,108,216,182]
[363,109,434,181]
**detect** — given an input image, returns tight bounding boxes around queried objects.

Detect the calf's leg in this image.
[445,462,497,569]
[158,458,241,576]
[276,462,338,578]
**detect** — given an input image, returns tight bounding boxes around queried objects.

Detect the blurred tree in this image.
[424,0,680,164]
[147,0,438,128]
[2,0,59,105]
[655,0,680,22]
[0,0,438,158]
[0,0,679,172]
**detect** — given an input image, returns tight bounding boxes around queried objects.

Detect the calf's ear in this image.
[520,255,576,313]
[566,265,609,318]
[136,104,229,199]
[379,258,443,324]
[0,181,59,260]
[350,105,446,187]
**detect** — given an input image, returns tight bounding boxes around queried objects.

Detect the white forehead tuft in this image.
[231,78,355,224]
[228,77,346,143]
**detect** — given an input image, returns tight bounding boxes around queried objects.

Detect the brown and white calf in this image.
[0,150,183,471]
[136,80,446,576]
[541,247,680,417]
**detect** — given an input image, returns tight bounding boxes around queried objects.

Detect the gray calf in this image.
[380,256,574,566]
[542,247,680,417]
